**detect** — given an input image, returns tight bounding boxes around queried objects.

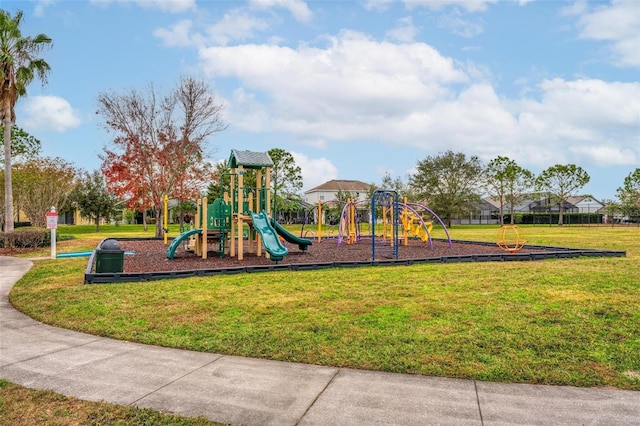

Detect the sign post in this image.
[163,194,169,245]
[46,207,58,259]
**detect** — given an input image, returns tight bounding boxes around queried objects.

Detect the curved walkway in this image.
[1,256,638,425]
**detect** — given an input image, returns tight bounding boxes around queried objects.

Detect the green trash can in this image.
[95,239,124,273]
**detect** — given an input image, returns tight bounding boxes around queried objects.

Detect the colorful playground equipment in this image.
[338,198,365,245]
[332,197,451,250]
[166,196,231,259]
[297,191,452,261]
[496,225,526,253]
[166,150,312,262]
[400,204,433,243]
[166,149,450,262]
[371,189,400,259]
[300,200,346,241]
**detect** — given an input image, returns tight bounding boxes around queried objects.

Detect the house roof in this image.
[483,197,501,209]
[305,179,373,193]
[566,196,585,206]
[471,198,499,212]
[228,150,273,169]
[566,195,602,206]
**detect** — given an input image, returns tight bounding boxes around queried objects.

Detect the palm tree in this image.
[1,10,52,233]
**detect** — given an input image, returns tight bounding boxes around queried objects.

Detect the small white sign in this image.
[46,212,58,230]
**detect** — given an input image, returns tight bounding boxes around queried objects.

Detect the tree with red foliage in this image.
[97,77,226,237]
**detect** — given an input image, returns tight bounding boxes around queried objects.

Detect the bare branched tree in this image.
[97,77,227,237]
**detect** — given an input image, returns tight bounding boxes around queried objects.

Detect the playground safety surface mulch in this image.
[82,238,624,283]
[120,238,548,273]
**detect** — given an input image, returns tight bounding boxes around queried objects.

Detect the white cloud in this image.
[226,88,271,134]
[206,9,269,46]
[386,16,419,42]
[535,78,639,127]
[90,0,196,13]
[569,144,639,167]
[363,0,395,12]
[437,10,485,37]
[291,152,338,191]
[154,8,272,48]
[200,31,467,120]
[199,31,466,146]
[248,0,313,23]
[510,78,640,167]
[574,0,640,67]
[20,96,82,132]
[196,31,638,172]
[136,0,196,13]
[34,0,55,17]
[403,0,498,13]
[153,19,198,47]
[561,0,589,16]
[395,0,495,38]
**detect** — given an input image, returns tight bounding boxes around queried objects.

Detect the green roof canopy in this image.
[228,150,274,169]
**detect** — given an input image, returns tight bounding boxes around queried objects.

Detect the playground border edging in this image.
[83,238,626,284]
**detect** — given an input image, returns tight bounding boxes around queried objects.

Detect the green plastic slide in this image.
[271,219,312,251]
[249,210,288,261]
[166,228,202,259]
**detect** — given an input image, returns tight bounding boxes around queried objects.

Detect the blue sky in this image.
[3,0,639,200]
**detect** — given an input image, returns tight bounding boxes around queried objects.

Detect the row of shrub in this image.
[0,230,74,249]
[504,213,604,225]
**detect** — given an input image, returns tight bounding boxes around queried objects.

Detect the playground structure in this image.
[496,225,526,253]
[167,150,312,262]
[338,191,452,259]
[300,200,346,241]
[165,149,451,263]
[399,199,433,244]
[371,190,400,259]
[298,192,452,260]
[302,199,439,244]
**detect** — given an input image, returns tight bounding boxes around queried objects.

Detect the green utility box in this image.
[95,239,124,273]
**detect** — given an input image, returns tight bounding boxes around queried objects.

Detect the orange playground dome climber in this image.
[496,225,526,253]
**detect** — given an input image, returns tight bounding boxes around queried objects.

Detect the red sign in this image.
[46,212,58,230]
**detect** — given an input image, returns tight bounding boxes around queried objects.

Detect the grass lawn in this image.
[8,225,640,391]
[0,379,221,425]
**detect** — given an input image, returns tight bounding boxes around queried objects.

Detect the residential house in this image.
[566,196,604,214]
[459,198,501,225]
[482,194,605,224]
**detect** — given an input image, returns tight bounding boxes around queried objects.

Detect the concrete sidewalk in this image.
[1,256,638,425]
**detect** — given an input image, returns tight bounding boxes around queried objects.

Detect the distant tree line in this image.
[2,138,637,232]
[377,150,638,227]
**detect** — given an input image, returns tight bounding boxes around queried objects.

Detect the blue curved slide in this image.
[249,210,288,261]
[167,228,202,259]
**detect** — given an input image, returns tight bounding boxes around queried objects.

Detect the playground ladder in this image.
[371,190,399,260]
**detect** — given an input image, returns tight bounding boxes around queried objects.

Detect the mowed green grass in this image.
[9,225,640,390]
[0,379,220,426]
